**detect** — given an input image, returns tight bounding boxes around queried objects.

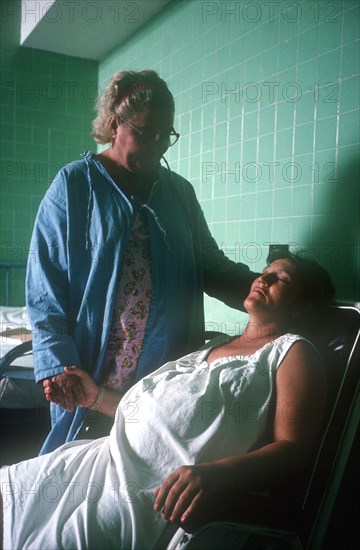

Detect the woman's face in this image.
[111,107,174,175]
[244,259,303,319]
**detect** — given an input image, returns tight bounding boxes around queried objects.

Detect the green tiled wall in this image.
[0,1,98,305]
[1,0,359,324]
[99,0,360,329]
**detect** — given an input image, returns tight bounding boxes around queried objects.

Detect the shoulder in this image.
[275,335,325,391]
[274,334,322,368]
[52,157,90,187]
[45,156,93,205]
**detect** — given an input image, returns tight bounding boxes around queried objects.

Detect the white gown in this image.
[1,334,311,549]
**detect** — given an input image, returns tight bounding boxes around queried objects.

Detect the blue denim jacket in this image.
[26,152,255,453]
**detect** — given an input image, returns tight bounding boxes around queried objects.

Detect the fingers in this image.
[65,366,100,408]
[153,467,203,523]
[166,484,201,523]
[178,490,202,524]
[50,372,76,412]
[43,379,56,403]
[64,366,88,379]
[153,471,179,513]
[42,368,99,410]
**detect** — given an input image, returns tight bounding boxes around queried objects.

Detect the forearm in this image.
[203,439,309,495]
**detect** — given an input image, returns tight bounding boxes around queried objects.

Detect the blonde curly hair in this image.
[92,70,175,144]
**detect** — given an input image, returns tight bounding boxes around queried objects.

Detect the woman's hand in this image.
[43,367,99,412]
[153,464,217,529]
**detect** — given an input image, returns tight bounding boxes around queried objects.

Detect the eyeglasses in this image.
[116,116,180,147]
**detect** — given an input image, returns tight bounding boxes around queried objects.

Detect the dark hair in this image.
[92,70,175,144]
[267,251,335,312]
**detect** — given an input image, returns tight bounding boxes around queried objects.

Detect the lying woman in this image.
[0,253,334,550]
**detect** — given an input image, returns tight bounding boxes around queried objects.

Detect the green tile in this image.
[261,46,278,78]
[191,130,201,156]
[258,133,275,164]
[297,59,318,92]
[341,41,360,79]
[240,193,257,220]
[238,220,255,245]
[256,191,273,218]
[243,111,258,140]
[278,37,297,72]
[225,221,240,245]
[279,13,297,43]
[335,179,359,214]
[274,188,292,217]
[315,116,338,151]
[337,144,360,180]
[277,100,295,131]
[342,5,360,44]
[290,216,311,243]
[212,198,226,222]
[229,116,242,146]
[228,142,241,166]
[313,182,337,215]
[179,134,190,159]
[15,125,31,144]
[276,128,293,160]
[0,105,14,125]
[318,49,341,84]
[226,196,241,222]
[245,53,261,83]
[255,219,272,247]
[316,83,340,119]
[66,131,83,149]
[292,185,312,215]
[0,123,14,141]
[272,217,291,243]
[340,76,360,113]
[259,105,275,135]
[319,19,342,54]
[298,28,319,62]
[318,0,343,26]
[261,17,279,50]
[180,112,191,136]
[242,138,257,166]
[339,110,360,146]
[0,193,14,213]
[295,122,314,155]
[296,91,316,124]
[215,121,228,149]
[33,127,49,146]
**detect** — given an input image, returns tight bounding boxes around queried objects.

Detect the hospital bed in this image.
[1,262,359,547]
[0,263,50,464]
[155,301,360,549]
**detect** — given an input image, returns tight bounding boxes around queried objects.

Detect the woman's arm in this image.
[153,341,326,530]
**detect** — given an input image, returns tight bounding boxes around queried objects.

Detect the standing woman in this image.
[26,70,257,454]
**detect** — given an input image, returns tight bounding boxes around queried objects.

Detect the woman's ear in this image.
[109,115,119,142]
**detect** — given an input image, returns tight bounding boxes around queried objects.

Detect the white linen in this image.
[1,334,307,550]
[0,305,31,332]
[0,306,33,368]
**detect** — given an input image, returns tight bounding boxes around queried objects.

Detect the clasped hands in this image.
[43,366,99,412]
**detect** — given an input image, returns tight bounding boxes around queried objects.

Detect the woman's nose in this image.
[259,273,276,286]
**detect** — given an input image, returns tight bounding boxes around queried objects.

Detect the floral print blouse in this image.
[103,211,152,391]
